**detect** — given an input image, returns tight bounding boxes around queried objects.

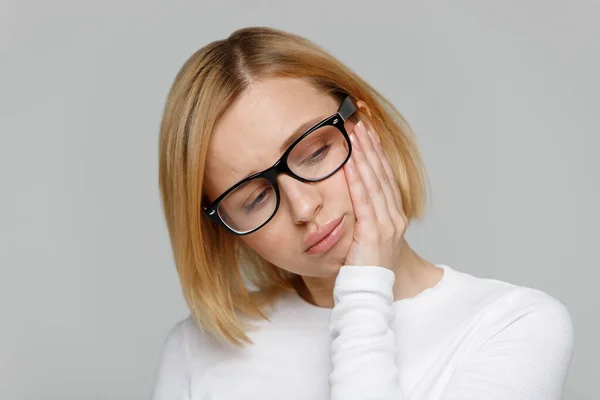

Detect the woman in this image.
[153,27,573,399]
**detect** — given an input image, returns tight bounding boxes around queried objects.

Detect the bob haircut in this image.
[158,26,429,347]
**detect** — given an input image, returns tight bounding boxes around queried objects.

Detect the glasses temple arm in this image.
[338,96,357,120]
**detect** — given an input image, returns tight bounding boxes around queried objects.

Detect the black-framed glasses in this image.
[203,96,356,235]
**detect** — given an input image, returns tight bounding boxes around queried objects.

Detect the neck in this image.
[297,240,442,308]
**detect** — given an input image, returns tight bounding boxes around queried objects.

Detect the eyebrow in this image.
[279,115,328,153]
[236,114,330,182]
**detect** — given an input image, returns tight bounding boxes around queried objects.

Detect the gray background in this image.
[1,0,598,399]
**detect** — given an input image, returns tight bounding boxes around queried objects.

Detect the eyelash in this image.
[300,144,330,165]
[245,186,273,213]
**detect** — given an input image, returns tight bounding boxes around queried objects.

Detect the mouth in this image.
[303,215,345,256]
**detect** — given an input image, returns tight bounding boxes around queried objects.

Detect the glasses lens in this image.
[217,177,277,234]
[288,125,349,180]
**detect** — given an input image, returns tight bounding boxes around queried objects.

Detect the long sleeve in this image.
[151,320,191,400]
[329,265,399,400]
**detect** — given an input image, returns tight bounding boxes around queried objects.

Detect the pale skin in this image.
[204,77,443,308]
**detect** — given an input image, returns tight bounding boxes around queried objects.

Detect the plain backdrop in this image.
[1,0,598,399]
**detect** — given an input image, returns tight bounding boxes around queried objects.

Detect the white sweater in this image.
[151,264,574,399]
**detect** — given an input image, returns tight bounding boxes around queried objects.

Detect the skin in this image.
[204,77,443,308]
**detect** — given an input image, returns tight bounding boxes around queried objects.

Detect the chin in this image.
[308,240,351,277]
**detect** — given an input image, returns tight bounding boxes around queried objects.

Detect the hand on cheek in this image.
[342,121,407,270]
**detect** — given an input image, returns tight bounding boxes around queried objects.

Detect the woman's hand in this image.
[343,120,408,271]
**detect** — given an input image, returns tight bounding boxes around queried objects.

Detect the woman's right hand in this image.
[342,120,408,271]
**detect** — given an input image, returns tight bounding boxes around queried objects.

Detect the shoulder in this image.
[430,267,575,398]
[157,317,195,366]
[460,268,572,331]
[442,266,573,351]
[159,309,301,365]
[488,285,574,343]
[448,266,571,320]
[152,317,197,400]
[452,268,573,356]
[153,315,233,394]
[160,315,226,360]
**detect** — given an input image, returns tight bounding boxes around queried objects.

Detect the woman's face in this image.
[204,77,358,278]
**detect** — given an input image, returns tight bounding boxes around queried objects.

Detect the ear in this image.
[356,100,372,118]
[353,100,381,143]
[343,99,373,135]
[354,100,377,134]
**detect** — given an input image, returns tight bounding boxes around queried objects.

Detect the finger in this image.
[349,128,392,227]
[355,121,399,219]
[367,126,405,215]
[343,148,376,230]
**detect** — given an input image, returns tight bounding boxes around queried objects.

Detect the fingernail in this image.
[356,120,364,133]
[350,132,359,149]
[368,129,381,144]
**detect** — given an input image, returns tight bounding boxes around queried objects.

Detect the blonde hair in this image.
[158,26,429,347]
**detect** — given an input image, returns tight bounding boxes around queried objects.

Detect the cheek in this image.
[239,220,295,264]
[323,167,352,205]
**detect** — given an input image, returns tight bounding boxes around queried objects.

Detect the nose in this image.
[277,174,322,225]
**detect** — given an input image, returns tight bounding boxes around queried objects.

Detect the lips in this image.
[303,215,344,252]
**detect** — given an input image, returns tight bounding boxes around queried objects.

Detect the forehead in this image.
[205,77,339,197]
